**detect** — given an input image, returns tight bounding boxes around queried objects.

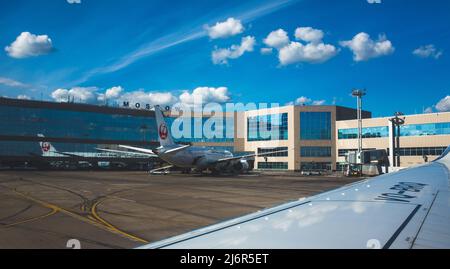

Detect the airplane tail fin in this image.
[37,134,57,156]
[154,106,176,147]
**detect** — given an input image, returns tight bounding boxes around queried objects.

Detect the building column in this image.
[388,120,395,167]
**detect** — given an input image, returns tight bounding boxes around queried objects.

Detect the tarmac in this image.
[0,171,361,249]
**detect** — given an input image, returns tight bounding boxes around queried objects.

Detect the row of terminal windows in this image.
[300,146,331,157]
[257,147,288,157]
[338,127,389,139]
[401,122,450,137]
[258,161,332,171]
[257,162,288,170]
[247,113,288,141]
[398,147,447,156]
[338,122,450,140]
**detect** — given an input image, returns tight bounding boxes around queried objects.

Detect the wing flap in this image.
[118,145,156,155]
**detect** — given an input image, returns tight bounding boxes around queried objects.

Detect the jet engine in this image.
[231,159,250,173]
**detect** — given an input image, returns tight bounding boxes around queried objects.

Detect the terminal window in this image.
[300,146,331,157]
[400,122,450,137]
[257,147,288,157]
[338,126,389,139]
[257,162,288,170]
[398,147,447,156]
[300,112,331,140]
[247,113,288,141]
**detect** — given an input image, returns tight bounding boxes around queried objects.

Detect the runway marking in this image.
[1,207,58,228]
[11,188,149,244]
[107,196,136,203]
[91,198,147,243]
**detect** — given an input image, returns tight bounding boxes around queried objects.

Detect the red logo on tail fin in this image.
[159,124,168,140]
[42,142,51,152]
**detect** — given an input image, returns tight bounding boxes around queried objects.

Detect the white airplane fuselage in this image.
[157,145,234,169]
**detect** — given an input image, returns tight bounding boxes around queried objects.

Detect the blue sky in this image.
[0,0,449,116]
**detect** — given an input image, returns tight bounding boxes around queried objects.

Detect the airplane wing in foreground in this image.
[139,146,450,249]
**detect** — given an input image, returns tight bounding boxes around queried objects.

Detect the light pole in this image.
[389,112,405,167]
[351,89,366,156]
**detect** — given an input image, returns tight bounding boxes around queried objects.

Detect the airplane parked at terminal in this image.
[139,146,450,249]
[36,134,152,169]
[107,106,290,174]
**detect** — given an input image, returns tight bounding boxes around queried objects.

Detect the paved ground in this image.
[0,171,361,249]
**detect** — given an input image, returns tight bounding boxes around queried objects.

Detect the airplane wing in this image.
[54,151,85,158]
[118,145,157,155]
[216,148,292,163]
[95,148,157,157]
[138,146,450,249]
[162,145,190,155]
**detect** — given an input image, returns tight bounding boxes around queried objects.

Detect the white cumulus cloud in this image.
[413,44,443,59]
[295,27,324,43]
[205,17,244,39]
[5,32,54,59]
[367,0,382,3]
[179,87,230,105]
[294,96,326,106]
[97,86,124,102]
[340,32,394,61]
[312,100,326,106]
[279,41,338,65]
[263,26,337,65]
[295,96,312,105]
[263,29,290,49]
[17,94,31,100]
[67,0,81,4]
[119,91,177,107]
[212,36,255,65]
[435,96,450,112]
[260,48,273,55]
[50,86,232,108]
[51,87,97,103]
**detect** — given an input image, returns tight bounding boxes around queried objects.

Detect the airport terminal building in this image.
[1,96,449,171]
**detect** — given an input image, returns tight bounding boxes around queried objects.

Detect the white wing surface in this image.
[138,146,450,249]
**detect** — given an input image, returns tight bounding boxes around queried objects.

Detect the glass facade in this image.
[247,113,288,141]
[300,112,331,140]
[257,147,288,157]
[257,162,288,170]
[338,126,389,139]
[0,101,235,158]
[338,122,450,139]
[400,122,450,137]
[300,146,331,157]
[0,105,157,142]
